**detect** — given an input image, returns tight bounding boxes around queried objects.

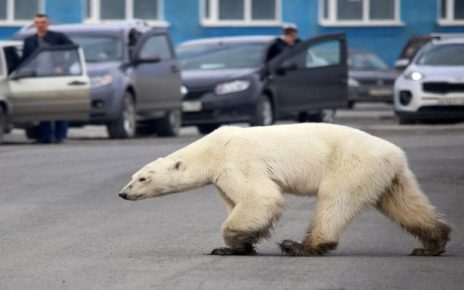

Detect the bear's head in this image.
[118,157,202,201]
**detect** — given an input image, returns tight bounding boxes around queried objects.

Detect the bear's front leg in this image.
[211,190,284,256]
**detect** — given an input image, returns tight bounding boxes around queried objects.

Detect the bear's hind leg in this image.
[280,193,364,256]
[211,191,284,256]
[376,170,451,256]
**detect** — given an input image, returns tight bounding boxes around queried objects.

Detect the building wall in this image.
[0,0,463,66]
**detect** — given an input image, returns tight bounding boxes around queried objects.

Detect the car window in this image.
[139,35,173,61]
[416,43,464,66]
[16,47,83,78]
[349,52,388,70]
[177,43,266,70]
[283,40,340,69]
[70,35,123,63]
[400,39,432,60]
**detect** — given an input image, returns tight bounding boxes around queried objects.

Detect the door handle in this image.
[68,80,87,86]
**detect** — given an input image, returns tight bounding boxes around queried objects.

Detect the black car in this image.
[176,34,348,134]
[348,49,398,108]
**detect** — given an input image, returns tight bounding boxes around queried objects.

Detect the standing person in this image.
[22,14,74,144]
[266,23,302,62]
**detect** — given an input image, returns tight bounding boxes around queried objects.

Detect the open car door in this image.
[270,33,348,114]
[131,31,182,115]
[7,45,90,123]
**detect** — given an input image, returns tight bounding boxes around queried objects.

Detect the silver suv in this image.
[13,21,183,139]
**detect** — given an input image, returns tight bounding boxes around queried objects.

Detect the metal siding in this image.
[0,0,463,66]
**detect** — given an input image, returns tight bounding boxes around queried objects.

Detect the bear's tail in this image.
[376,167,451,256]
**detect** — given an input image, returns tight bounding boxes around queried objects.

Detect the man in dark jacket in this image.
[266,23,302,62]
[23,14,74,144]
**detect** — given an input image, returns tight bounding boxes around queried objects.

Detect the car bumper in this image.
[395,106,464,120]
[394,77,464,120]
[181,90,256,125]
[349,85,393,103]
[87,85,120,123]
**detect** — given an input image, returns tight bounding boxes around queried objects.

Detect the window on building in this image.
[320,0,400,26]
[439,0,464,24]
[86,0,162,21]
[0,0,43,23]
[202,0,281,25]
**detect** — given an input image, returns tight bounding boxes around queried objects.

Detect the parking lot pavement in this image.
[0,104,463,289]
[3,104,464,144]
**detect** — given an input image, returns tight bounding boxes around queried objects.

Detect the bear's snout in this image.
[119,192,128,200]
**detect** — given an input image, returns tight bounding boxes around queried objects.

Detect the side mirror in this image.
[10,69,37,80]
[395,59,410,71]
[131,53,161,65]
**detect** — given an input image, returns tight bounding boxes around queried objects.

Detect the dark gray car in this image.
[348,50,398,108]
[177,34,348,134]
[14,21,183,139]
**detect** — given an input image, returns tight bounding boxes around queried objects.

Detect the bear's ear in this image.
[172,160,184,171]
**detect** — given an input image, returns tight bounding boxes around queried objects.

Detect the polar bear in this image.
[119,123,450,256]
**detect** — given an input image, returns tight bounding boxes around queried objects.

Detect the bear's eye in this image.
[139,177,146,182]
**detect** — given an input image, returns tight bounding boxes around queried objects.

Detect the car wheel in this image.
[106,92,136,139]
[155,109,181,137]
[251,95,274,126]
[0,107,5,144]
[305,109,336,123]
[347,101,355,109]
[197,124,221,135]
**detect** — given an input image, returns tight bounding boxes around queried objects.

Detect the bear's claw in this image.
[279,240,308,256]
[210,247,257,256]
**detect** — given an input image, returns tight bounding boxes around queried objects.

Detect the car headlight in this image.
[215,80,251,95]
[90,74,114,89]
[181,85,188,96]
[348,77,359,87]
[404,71,424,81]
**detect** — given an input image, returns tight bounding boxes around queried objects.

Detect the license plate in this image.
[368,88,392,97]
[437,98,464,105]
[182,101,202,112]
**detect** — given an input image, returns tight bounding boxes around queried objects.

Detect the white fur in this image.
[120,123,448,255]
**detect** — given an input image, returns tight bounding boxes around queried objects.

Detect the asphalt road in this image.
[1,104,463,290]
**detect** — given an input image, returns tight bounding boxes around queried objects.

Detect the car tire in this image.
[0,107,5,144]
[154,109,181,137]
[25,126,39,140]
[106,92,136,139]
[250,95,274,126]
[301,109,336,123]
[347,101,355,109]
[197,124,221,135]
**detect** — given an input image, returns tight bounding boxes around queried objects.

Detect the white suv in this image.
[394,38,464,124]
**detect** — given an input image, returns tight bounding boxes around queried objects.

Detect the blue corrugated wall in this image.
[1,0,463,65]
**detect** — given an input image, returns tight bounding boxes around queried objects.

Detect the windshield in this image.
[416,43,464,66]
[176,43,266,70]
[70,35,123,63]
[349,52,388,70]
